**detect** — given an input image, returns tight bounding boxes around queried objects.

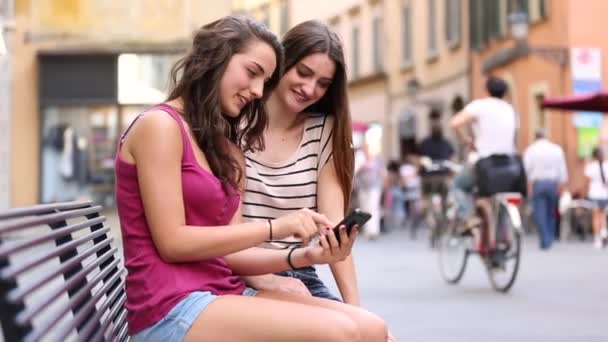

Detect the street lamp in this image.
[509,11,529,42]
[508,9,568,67]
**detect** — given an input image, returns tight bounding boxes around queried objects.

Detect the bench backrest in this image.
[0,201,129,342]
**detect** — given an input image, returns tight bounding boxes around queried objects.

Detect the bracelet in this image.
[287,246,299,270]
[267,219,273,241]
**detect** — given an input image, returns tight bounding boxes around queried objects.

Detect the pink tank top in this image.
[115,104,245,334]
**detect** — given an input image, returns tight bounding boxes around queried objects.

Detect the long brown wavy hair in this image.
[281,20,354,214]
[167,16,283,190]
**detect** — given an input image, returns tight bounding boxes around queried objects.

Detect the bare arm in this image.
[225,247,309,276]
[318,158,360,305]
[450,110,475,148]
[559,149,569,190]
[225,223,357,277]
[126,112,272,263]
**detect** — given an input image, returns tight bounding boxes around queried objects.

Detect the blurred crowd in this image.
[352,107,608,251]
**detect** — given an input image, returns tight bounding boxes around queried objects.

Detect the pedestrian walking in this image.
[523,128,568,249]
[584,147,608,249]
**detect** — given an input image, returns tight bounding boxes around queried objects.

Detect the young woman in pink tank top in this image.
[116,15,388,342]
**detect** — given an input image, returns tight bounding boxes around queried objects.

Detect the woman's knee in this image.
[320,313,362,342]
[358,310,388,341]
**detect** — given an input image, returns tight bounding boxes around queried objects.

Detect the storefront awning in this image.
[352,121,369,132]
[542,91,608,112]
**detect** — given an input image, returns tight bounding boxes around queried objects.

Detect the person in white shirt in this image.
[523,128,568,249]
[585,147,608,249]
[451,76,525,250]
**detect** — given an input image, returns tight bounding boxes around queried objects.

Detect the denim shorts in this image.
[276,266,341,302]
[591,198,608,210]
[131,287,258,342]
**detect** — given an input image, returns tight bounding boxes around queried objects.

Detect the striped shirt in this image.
[242,113,334,248]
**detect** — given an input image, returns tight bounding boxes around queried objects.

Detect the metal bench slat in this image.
[15,253,120,325]
[2,227,111,280]
[21,260,123,342]
[54,271,126,342]
[0,201,94,220]
[0,217,107,258]
[24,267,125,342]
[94,293,127,342]
[117,318,130,342]
[6,243,115,303]
[74,278,126,342]
[107,308,129,342]
[0,206,104,234]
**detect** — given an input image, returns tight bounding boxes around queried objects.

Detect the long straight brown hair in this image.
[281,20,354,214]
[167,16,283,190]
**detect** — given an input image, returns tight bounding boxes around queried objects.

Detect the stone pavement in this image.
[316,230,608,342]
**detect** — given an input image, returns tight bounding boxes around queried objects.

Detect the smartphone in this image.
[333,208,372,242]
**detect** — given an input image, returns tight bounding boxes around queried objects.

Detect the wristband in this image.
[287,246,299,270]
[267,219,273,241]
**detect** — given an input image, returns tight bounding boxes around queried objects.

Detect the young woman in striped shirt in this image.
[241,20,360,305]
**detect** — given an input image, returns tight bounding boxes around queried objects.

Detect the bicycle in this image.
[438,179,524,293]
[419,157,458,248]
[560,198,595,242]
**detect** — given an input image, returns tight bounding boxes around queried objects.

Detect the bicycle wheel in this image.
[487,203,522,293]
[438,219,470,284]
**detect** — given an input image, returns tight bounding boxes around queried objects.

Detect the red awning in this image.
[352,121,369,132]
[541,91,608,112]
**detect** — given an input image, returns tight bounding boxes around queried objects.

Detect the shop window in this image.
[533,93,547,129]
[40,53,180,207]
[399,110,417,158]
[445,0,461,46]
[427,0,437,57]
[41,106,119,206]
[372,15,383,72]
[402,2,413,65]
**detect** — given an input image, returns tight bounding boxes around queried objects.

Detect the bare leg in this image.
[256,290,388,342]
[184,290,387,342]
[592,208,603,237]
[476,198,495,249]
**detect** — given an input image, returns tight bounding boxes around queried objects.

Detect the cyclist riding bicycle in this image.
[450,76,526,248]
[419,109,455,197]
[418,110,455,245]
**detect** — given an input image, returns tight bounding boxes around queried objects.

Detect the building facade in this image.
[9,0,231,207]
[385,0,470,159]
[471,0,608,192]
[233,0,470,160]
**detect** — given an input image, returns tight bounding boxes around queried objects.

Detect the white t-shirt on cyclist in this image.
[464,97,517,158]
[585,160,608,200]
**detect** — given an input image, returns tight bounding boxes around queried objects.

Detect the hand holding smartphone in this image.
[333,208,372,242]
